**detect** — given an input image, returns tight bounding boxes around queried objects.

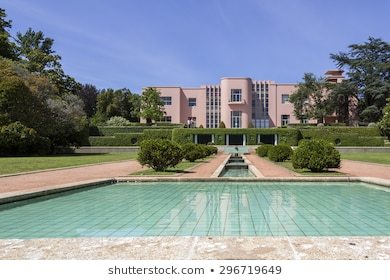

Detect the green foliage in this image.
[326,80,357,125]
[181,143,205,162]
[89,133,143,146]
[74,84,98,118]
[292,139,340,172]
[331,37,390,123]
[172,128,300,146]
[219,121,226,128]
[379,98,390,138]
[0,122,51,155]
[106,116,131,126]
[268,144,293,162]
[96,126,175,136]
[95,88,139,123]
[256,144,273,157]
[289,73,332,123]
[138,139,183,171]
[0,8,16,59]
[143,129,172,141]
[299,127,384,146]
[140,88,164,124]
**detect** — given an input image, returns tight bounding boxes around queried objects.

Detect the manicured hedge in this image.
[299,127,384,146]
[171,128,301,145]
[96,126,179,136]
[143,129,173,141]
[89,133,143,146]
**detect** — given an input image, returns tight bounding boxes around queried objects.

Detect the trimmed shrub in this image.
[292,139,340,172]
[137,139,183,171]
[205,145,218,155]
[219,121,226,128]
[0,122,51,155]
[96,126,177,136]
[256,144,273,157]
[268,144,293,162]
[367,122,377,128]
[181,143,205,162]
[143,129,172,141]
[105,116,131,126]
[89,133,143,146]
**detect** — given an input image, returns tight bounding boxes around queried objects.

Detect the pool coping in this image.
[0,176,389,205]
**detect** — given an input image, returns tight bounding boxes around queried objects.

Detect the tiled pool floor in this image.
[0,182,389,238]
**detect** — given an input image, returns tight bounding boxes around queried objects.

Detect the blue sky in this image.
[2,0,390,93]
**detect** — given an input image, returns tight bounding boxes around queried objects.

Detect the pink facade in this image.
[148,70,342,128]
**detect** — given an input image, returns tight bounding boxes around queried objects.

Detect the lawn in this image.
[276,161,346,176]
[131,159,207,176]
[341,153,390,165]
[0,153,138,175]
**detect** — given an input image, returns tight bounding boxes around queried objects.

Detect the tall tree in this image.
[15,28,80,95]
[140,88,164,124]
[326,80,358,125]
[379,98,390,138]
[74,84,99,118]
[0,8,16,59]
[94,88,140,123]
[289,73,331,123]
[330,37,390,123]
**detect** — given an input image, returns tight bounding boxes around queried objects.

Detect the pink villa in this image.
[147,70,343,128]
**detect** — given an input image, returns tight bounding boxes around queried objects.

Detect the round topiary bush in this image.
[181,143,205,162]
[268,144,293,162]
[137,139,183,171]
[256,144,273,157]
[367,122,377,128]
[292,139,340,172]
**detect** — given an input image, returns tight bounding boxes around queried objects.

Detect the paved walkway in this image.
[0,161,144,194]
[338,160,390,179]
[245,153,297,177]
[180,153,229,177]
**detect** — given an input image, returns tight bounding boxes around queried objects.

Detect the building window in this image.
[160,116,172,123]
[230,89,242,102]
[281,115,290,126]
[281,94,289,104]
[188,98,196,107]
[161,96,172,105]
[231,111,242,128]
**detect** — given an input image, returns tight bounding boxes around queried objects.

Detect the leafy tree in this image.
[140,87,164,124]
[379,98,390,138]
[330,37,390,123]
[15,27,80,95]
[0,8,16,59]
[74,84,99,118]
[326,80,358,125]
[94,88,139,123]
[105,116,130,126]
[289,73,332,123]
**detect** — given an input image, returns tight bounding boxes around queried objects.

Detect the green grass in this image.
[0,153,138,175]
[341,153,390,164]
[276,160,346,176]
[131,159,208,176]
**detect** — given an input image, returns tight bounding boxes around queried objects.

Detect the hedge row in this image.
[300,127,384,146]
[88,127,385,147]
[89,133,144,146]
[171,128,301,145]
[90,126,178,136]
[143,129,173,141]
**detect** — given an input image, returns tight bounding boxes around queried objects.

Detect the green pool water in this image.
[0,182,389,238]
[219,167,254,177]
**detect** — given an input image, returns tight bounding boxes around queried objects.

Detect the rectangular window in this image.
[160,96,172,105]
[231,111,242,128]
[281,94,289,104]
[230,89,242,102]
[160,116,172,122]
[188,98,197,107]
[281,115,290,126]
